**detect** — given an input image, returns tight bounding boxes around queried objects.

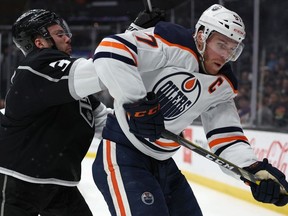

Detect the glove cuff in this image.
[244,158,268,174]
[126,23,144,32]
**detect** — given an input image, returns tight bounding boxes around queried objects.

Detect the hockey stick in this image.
[162,129,288,195]
[143,0,152,12]
[143,0,188,11]
[161,129,259,183]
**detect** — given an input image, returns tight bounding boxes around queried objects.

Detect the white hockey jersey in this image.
[93,21,257,168]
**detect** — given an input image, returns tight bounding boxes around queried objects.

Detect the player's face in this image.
[203,32,239,75]
[47,24,72,55]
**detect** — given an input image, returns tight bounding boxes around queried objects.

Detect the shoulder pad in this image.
[154,21,196,51]
[219,63,238,90]
[22,49,77,78]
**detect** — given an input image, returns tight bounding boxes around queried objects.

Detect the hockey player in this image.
[92,4,288,216]
[0,9,110,215]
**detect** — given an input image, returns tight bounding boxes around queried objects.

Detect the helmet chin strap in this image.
[195,36,209,74]
[199,58,208,74]
[45,37,58,52]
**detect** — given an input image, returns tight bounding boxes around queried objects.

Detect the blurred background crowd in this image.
[1,0,288,132]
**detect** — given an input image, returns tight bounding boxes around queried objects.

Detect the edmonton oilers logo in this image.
[141,192,154,205]
[152,72,201,120]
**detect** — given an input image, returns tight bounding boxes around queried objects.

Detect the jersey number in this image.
[136,34,158,47]
[49,59,71,72]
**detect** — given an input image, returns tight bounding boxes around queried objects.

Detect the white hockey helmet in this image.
[195,4,246,61]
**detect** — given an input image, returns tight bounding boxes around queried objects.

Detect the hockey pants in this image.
[92,114,202,216]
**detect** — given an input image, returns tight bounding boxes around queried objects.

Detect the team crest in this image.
[79,97,94,127]
[153,72,201,120]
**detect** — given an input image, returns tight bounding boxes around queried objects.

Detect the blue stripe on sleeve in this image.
[108,35,138,54]
[214,140,250,156]
[93,52,136,66]
[206,126,244,139]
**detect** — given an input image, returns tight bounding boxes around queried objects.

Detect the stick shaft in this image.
[163,129,288,195]
[143,0,152,12]
[162,129,259,183]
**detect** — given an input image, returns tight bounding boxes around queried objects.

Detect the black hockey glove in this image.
[133,8,166,29]
[123,92,165,142]
[242,158,288,206]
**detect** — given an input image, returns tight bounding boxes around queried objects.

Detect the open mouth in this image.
[214,62,222,68]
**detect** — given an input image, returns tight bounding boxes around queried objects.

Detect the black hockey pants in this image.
[0,174,92,216]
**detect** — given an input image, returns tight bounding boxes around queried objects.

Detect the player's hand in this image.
[242,158,288,206]
[132,8,166,29]
[123,92,164,142]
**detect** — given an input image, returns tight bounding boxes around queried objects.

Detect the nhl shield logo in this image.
[141,192,154,205]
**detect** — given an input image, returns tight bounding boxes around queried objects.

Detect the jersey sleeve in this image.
[201,99,257,170]
[26,49,104,101]
[93,29,165,104]
[6,49,104,118]
[68,57,104,100]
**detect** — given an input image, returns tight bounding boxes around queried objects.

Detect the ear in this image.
[196,31,205,42]
[34,37,47,49]
[196,31,205,49]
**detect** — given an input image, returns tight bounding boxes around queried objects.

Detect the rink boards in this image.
[174,125,288,215]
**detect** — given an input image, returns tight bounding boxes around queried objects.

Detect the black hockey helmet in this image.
[12,9,71,56]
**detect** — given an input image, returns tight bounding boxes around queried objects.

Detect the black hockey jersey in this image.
[0,49,101,186]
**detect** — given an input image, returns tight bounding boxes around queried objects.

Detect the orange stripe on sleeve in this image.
[106,140,127,216]
[100,41,137,66]
[155,140,180,148]
[208,135,248,149]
